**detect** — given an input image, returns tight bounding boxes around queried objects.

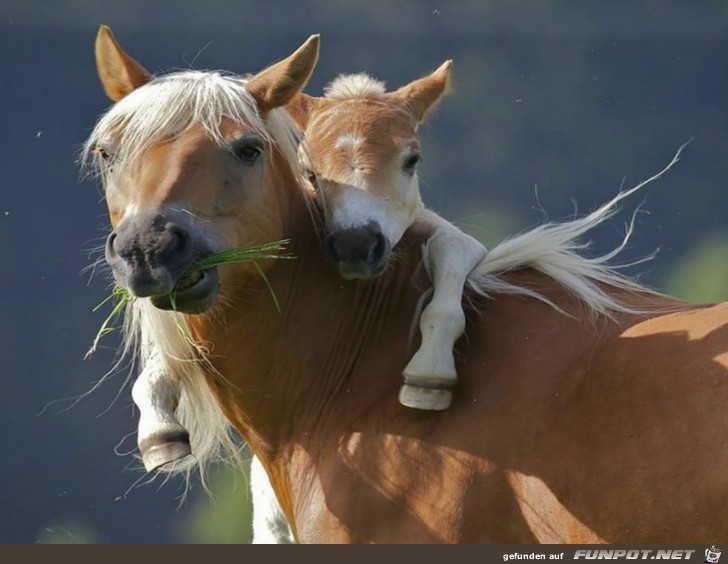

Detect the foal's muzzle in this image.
[325,222,391,280]
[106,211,219,313]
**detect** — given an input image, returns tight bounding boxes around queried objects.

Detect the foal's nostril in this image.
[367,231,387,268]
[325,234,340,263]
[326,226,390,278]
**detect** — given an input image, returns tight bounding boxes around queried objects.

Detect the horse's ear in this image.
[246,35,320,114]
[95,25,152,101]
[389,60,453,123]
[286,93,322,129]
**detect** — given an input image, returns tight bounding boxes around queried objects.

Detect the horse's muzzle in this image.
[106,211,219,313]
[325,222,391,280]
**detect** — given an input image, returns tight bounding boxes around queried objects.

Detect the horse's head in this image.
[86,26,318,313]
[290,62,452,279]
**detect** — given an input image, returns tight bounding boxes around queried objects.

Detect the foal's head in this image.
[291,62,451,279]
[85,26,318,313]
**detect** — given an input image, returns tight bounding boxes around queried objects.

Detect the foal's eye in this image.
[304,168,318,186]
[231,139,263,163]
[403,153,421,173]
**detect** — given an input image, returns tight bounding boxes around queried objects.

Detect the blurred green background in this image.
[0,0,726,543]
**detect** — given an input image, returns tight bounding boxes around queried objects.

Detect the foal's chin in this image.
[337,260,389,281]
[148,268,220,314]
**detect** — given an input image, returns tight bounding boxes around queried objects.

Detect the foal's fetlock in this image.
[138,427,192,473]
[402,347,457,387]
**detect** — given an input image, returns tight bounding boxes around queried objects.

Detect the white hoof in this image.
[399,384,453,411]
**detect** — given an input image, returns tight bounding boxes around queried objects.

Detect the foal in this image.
[291,66,488,411]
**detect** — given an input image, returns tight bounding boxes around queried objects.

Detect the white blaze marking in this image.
[334,134,363,150]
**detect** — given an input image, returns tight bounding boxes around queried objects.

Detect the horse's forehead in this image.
[135,119,257,167]
[146,126,219,165]
[177,118,257,145]
[116,121,250,199]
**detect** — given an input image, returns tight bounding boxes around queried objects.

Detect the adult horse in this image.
[84,28,728,542]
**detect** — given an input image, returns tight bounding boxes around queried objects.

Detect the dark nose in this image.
[106,213,194,297]
[325,222,390,280]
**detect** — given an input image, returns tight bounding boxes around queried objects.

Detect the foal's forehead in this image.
[307,99,419,152]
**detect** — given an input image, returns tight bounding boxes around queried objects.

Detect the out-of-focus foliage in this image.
[35,521,97,544]
[663,232,728,304]
[176,461,254,544]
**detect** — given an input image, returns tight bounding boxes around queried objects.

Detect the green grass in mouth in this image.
[85,239,293,359]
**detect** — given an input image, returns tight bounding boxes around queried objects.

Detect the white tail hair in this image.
[461,143,689,317]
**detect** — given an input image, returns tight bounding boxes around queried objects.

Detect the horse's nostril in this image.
[106,231,118,259]
[161,222,191,260]
[165,222,186,239]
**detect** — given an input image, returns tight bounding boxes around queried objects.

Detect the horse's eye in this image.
[403,153,421,173]
[232,139,263,163]
[96,146,113,162]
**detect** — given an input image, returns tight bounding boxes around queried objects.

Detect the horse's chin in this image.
[150,268,220,314]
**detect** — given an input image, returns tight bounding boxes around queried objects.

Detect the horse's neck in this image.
[191,195,434,454]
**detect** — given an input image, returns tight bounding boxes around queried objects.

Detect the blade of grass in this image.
[187,239,293,273]
[85,285,133,359]
[253,261,281,313]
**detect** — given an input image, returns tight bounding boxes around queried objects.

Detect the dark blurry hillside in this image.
[0,0,726,543]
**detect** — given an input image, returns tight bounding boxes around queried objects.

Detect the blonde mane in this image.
[82,70,300,178]
[84,68,686,485]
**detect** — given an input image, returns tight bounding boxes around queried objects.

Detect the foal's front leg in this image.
[400,214,487,410]
[131,350,192,472]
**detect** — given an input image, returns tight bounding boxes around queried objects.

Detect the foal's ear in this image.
[246,35,320,114]
[95,25,152,101]
[390,60,453,123]
[286,93,322,129]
